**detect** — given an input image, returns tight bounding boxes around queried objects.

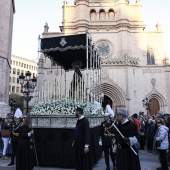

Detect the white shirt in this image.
[105,104,114,117]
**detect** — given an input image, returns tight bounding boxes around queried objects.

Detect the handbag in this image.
[1,129,11,137]
[156,133,167,148]
[156,141,161,147]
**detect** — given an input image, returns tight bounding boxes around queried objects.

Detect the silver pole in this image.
[65,71,66,98]
[112,123,138,155]
[86,33,89,102]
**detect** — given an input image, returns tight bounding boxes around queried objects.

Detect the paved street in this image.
[0,149,167,170]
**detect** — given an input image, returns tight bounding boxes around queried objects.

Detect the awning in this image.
[41,34,89,70]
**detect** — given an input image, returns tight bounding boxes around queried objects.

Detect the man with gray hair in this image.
[156,110,166,120]
[114,108,141,170]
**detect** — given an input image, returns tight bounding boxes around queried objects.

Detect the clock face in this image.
[97,43,110,58]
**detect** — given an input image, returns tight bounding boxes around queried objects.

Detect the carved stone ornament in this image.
[97,43,110,58]
[151,78,156,86]
[101,56,139,65]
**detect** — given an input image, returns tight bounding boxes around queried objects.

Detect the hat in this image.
[14,108,23,118]
[104,113,110,117]
[117,108,128,117]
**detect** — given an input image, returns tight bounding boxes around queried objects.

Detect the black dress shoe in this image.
[106,167,110,170]
[8,162,14,166]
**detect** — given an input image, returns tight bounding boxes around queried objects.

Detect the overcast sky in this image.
[12,0,170,60]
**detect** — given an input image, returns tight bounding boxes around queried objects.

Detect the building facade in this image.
[37,0,170,115]
[9,55,38,95]
[0,0,15,117]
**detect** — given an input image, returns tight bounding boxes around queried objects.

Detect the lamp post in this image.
[19,71,37,114]
[142,97,152,115]
[9,98,16,117]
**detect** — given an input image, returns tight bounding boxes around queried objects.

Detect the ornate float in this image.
[30,33,103,167]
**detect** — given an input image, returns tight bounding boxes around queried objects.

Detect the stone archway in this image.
[147,90,167,114]
[91,83,126,111]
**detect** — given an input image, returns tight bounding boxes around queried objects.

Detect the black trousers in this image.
[11,137,19,163]
[158,149,168,170]
[139,135,145,149]
[103,145,116,168]
[147,138,153,151]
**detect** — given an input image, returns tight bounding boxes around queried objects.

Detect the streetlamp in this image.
[19,71,37,114]
[142,97,152,115]
[9,98,16,117]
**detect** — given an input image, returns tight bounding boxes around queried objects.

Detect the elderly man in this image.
[114,108,141,170]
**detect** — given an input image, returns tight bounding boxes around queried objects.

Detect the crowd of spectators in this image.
[130,111,170,170]
[0,109,170,170]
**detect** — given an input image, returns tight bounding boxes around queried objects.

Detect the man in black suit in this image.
[74,107,92,170]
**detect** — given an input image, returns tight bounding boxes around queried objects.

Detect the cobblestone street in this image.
[0,149,167,170]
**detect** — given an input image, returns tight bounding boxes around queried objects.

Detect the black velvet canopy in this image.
[41,34,90,70]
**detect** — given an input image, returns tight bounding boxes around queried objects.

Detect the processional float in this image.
[31,33,104,124]
[29,34,103,167]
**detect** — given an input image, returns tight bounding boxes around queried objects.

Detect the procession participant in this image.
[74,107,92,170]
[114,108,141,170]
[8,108,23,166]
[16,116,35,170]
[105,100,114,118]
[100,113,116,170]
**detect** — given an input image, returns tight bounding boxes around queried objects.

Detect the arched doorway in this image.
[102,95,112,110]
[146,92,166,115]
[91,83,126,113]
[150,98,159,115]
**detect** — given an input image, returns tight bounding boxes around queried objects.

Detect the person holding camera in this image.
[155,118,169,170]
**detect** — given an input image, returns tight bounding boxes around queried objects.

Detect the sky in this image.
[12,0,170,60]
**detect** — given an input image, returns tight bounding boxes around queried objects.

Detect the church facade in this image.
[37,0,170,115]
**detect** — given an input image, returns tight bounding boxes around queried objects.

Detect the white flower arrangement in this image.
[30,99,104,115]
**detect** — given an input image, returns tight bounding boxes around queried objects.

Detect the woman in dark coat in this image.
[16,117,35,170]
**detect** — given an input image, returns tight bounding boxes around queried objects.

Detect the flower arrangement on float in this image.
[30,98,104,115]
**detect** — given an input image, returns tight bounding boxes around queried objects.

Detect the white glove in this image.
[113,144,117,153]
[99,139,102,146]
